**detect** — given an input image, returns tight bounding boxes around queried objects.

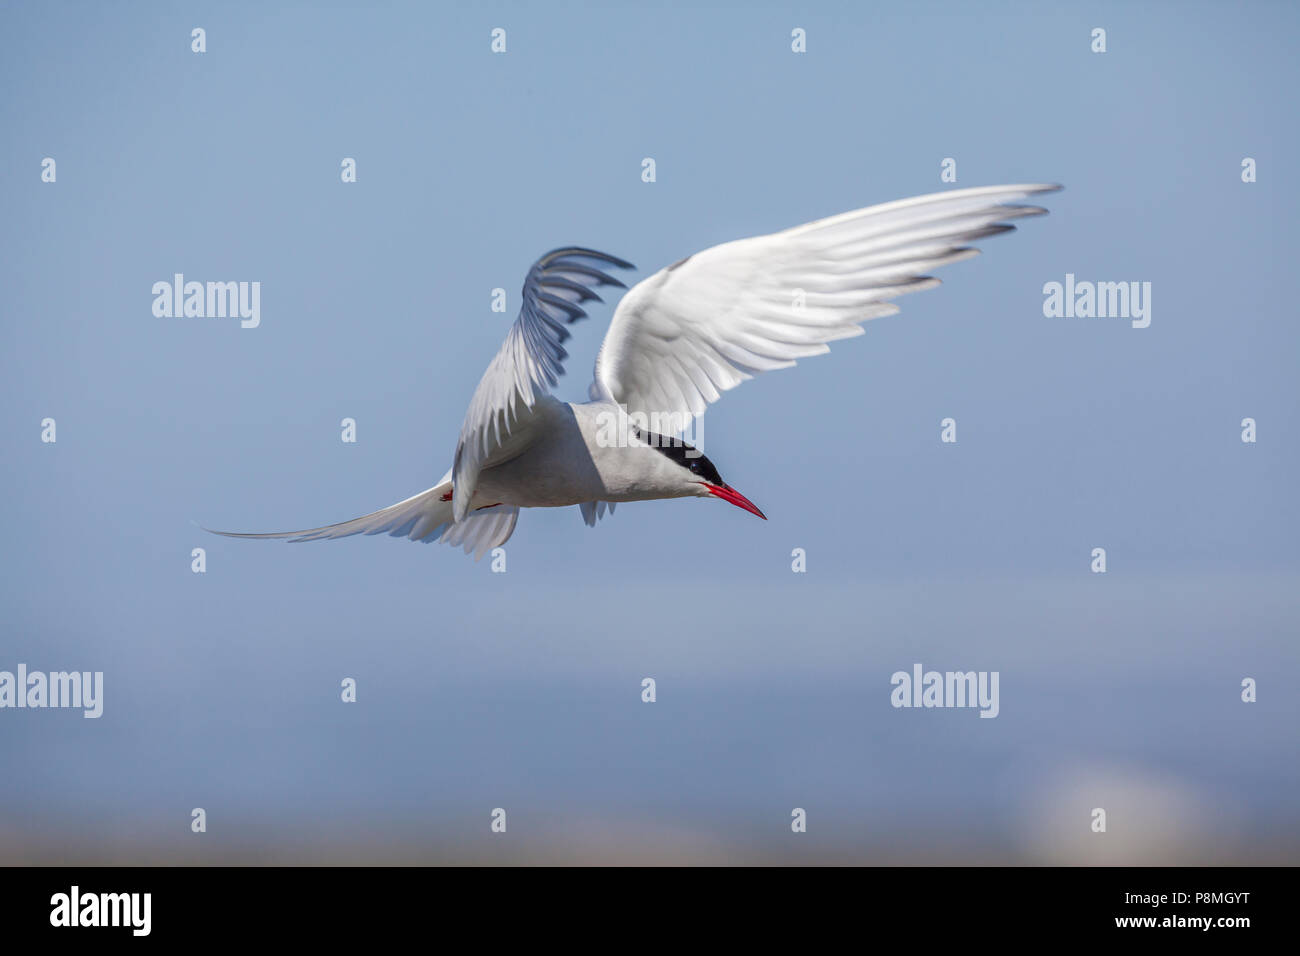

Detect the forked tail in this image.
[204,469,519,560]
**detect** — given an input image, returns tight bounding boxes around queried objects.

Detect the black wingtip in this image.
[540,246,636,271]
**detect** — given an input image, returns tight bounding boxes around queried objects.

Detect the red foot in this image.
[439,486,500,511]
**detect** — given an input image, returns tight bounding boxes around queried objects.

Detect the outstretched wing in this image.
[453,247,633,522]
[590,184,1059,423]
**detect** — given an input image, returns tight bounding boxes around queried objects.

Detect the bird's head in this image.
[637,429,766,520]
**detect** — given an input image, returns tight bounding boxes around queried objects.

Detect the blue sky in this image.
[1,0,1296,863]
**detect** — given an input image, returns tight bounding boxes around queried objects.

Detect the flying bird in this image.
[209,183,1059,558]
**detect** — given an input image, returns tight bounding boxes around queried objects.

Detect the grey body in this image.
[472,398,704,509]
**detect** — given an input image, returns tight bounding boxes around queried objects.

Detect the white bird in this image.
[209,183,1059,559]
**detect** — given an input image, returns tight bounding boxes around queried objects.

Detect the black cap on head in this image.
[635,428,723,486]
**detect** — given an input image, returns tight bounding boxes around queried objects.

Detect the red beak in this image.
[704,483,767,520]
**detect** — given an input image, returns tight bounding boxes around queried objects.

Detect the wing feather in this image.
[591,184,1059,422]
[453,248,633,521]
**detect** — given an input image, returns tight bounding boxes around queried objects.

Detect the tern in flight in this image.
[209,183,1059,558]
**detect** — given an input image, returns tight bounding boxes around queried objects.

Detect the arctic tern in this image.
[208,183,1059,558]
